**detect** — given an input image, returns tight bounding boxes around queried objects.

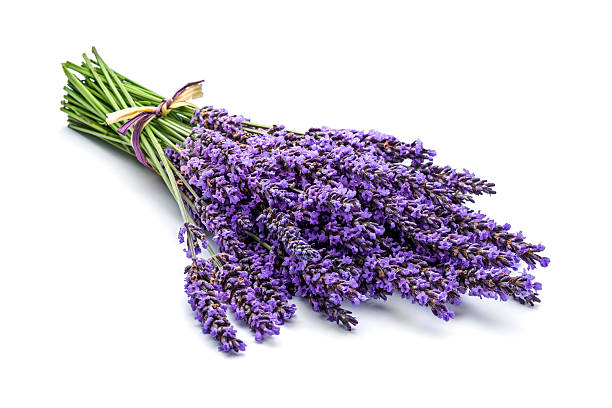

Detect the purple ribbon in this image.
[116,80,203,168]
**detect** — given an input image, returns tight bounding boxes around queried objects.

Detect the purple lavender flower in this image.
[184,261,246,352]
[167,104,549,350]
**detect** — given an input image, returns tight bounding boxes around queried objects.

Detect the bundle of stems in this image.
[61,48,196,221]
[62,48,272,234]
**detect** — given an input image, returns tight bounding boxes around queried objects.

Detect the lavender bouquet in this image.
[61,48,549,352]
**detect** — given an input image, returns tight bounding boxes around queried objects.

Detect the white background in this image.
[1,1,610,406]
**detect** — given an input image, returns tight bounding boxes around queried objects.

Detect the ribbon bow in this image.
[106,81,203,167]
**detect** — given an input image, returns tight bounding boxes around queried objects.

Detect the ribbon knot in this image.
[106,80,203,168]
[155,98,173,117]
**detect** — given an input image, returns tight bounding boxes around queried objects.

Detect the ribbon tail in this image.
[117,113,145,136]
[130,117,153,168]
[172,80,204,99]
[115,111,153,168]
